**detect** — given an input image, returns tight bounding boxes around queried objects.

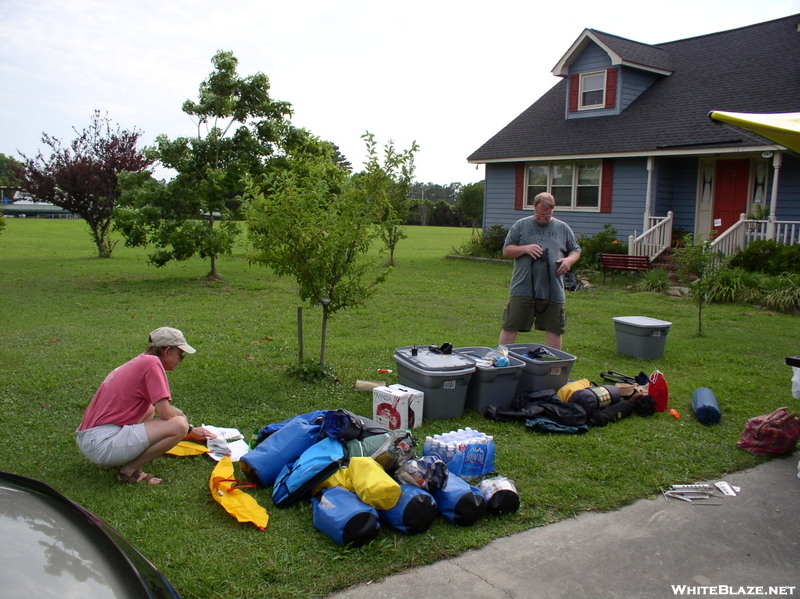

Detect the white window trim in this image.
[524,161,602,211]
[578,70,606,111]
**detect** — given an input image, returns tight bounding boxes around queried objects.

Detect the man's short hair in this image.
[533,192,555,209]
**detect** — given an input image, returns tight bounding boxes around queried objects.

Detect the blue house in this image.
[468,14,800,258]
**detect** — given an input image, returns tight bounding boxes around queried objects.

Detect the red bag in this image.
[649,370,669,413]
[736,407,800,456]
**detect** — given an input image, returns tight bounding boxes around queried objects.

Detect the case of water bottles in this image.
[422,428,496,481]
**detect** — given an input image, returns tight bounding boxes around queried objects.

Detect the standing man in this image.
[499,192,581,350]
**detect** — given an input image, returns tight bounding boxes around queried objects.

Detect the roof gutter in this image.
[467,143,783,164]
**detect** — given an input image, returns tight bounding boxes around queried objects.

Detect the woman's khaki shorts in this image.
[501,296,566,335]
[76,423,150,468]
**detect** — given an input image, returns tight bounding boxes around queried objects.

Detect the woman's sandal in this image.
[116,469,163,485]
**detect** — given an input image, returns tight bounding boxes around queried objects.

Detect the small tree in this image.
[458,181,484,229]
[115,50,307,278]
[673,233,727,335]
[0,153,24,201]
[244,140,390,371]
[361,133,418,267]
[18,112,151,258]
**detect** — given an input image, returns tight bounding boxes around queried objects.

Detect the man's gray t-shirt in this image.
[504,216,581,303]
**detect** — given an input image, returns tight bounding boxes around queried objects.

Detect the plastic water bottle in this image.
[485,436,496,475]
[423,436,433,456]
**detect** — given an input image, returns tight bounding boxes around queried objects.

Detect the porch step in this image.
[651,249,686,284]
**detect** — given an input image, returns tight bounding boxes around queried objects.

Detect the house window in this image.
[580,71,605,109]
[525,161,602,210]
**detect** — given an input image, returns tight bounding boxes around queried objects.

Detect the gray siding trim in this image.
[619,66,660,111]
[570,42,612,72]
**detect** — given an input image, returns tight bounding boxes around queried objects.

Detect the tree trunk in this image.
[206,212,218,278]
[319,308,329,368]
[89,221,112,258]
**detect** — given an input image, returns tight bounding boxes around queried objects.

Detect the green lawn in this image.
[1,218,797,599]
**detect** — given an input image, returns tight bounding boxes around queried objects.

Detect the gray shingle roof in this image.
[588,30,673,73]
[469,14,800,161]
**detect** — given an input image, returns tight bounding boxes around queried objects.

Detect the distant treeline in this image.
[405,181,484,227]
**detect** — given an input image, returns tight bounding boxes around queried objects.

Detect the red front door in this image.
[713,159,750,233]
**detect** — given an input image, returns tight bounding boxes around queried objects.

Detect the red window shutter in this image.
[604,68,618,108]
[569,74,579,112]
[600,158,613,212]
[515,163,525,210]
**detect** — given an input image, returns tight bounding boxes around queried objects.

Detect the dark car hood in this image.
[0,471,180,599]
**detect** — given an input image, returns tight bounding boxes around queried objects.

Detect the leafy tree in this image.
[17,111,151,257]
[361,133,418,267]
[0,153,24,201]
[115,50,310,278]
[457,181,484,229]
[244,139,390,371]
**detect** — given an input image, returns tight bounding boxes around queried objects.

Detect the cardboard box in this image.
[372,384,424,430]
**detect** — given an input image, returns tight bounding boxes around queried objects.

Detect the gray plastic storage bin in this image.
[393,347,476,420]
[506,343,577,394]
[455,346,526,414]
[612,316,672,359]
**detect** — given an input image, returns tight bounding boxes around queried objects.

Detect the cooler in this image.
[612,316,672,360]
[506,343,577,394]
[455,346,526,413]
[393,347,475,420]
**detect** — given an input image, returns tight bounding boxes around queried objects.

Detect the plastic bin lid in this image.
[612,316,672,328]
[394,347,475,372]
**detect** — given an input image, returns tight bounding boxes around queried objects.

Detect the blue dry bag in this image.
[240,410,327,487]
[312,486,380,547]
[378,484,437,535]
[431,474,486,526]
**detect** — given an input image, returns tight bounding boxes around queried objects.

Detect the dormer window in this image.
[568,67,618,113]
[580,71,605,109]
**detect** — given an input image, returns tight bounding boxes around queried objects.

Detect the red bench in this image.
[599,253,650,283]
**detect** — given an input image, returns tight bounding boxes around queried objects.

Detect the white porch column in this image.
[767,151,782,240]
[643,156,654,230]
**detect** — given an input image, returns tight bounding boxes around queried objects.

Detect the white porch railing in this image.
[628,211,673,260]
[711,214,800,256]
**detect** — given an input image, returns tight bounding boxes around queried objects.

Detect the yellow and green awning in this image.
[709,111,800,154]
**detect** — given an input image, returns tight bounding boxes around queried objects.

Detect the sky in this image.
[2,0,798,186]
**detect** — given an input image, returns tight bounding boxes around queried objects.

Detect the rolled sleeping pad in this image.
[692,387,721,425]
[569,384,621,415]
[378,484,437,535]
[312,486,380,547]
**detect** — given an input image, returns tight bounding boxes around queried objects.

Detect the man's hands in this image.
[556,252,580,276]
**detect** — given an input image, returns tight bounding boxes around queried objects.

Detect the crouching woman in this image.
[76,327,215,484]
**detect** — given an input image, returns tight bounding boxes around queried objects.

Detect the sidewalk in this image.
[330,454,799,599]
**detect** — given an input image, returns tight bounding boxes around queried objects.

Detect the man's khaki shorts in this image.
[501,296,566,335]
